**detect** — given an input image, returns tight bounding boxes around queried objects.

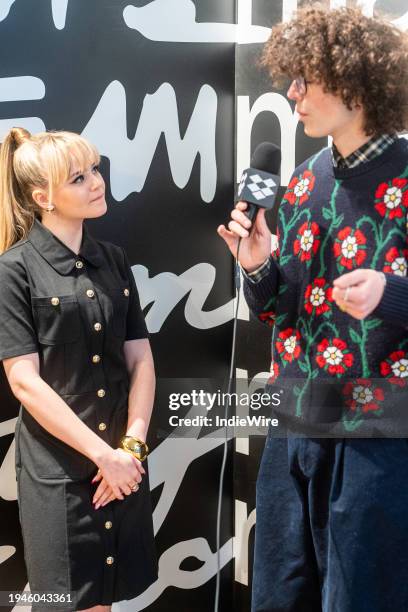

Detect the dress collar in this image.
[27,218,103,274]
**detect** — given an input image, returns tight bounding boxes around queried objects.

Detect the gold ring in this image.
[130,483,138,492]
[339,303,347,313]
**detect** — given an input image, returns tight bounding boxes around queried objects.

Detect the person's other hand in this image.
[332,269,386,319]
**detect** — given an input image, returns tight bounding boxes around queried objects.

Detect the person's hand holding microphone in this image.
[217,142,281,270]
[217,201,272,271]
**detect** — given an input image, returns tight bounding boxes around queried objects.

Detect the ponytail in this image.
[0,128,100,254]
[0,127,35,254]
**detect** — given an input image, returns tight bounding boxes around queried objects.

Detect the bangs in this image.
[39,132,100,192]
[66,135,100,179]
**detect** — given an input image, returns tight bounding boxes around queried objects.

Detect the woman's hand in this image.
[91,447,145,508]
[217,201,272,272]
[332,269,386,319]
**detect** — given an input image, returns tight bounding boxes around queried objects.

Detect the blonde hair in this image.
[0,128,100,253]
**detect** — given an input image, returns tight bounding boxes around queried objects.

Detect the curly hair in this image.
[260,4,408,136]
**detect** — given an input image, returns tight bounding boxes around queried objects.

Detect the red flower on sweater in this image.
[333,227,367,270]
[343,379,385,413]
[380,350,408,386]
[316,338,354,375]
[383,247,408,276]
[304,278,333,315]
[267,361,280,384]
[276,328,301,363]
[271,227,280,260]
[284,170,316,206]
[374,178,408,220]
[258,311,275,327]
[294,222,320,262]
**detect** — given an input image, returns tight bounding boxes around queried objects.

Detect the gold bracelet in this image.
[120,435,149,462]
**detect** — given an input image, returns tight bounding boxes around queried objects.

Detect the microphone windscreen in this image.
[250,142,281,175]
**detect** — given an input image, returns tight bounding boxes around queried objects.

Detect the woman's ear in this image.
[31,188,50,211]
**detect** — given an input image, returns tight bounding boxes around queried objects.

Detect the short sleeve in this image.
[0,260,39,360]
[121,249,149,341]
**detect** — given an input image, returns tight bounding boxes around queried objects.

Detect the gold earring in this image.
[46,205,54,213]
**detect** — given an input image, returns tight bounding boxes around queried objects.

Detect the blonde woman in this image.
[0,128,157,611]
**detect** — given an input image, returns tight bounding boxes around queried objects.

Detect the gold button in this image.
[99,422,107,431]
[124,288,130,297]
[94,322,102,332]
[75,261,84,269]
[105,521,112,530]
[86,289,95,298]
[92,354,101,363]
[97,389,105,398]
[106,556,114,565]
[51,297,60,306]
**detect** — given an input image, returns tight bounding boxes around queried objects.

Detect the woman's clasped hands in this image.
[91,447,145,509]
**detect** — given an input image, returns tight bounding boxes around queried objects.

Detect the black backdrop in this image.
[0,1,406,611]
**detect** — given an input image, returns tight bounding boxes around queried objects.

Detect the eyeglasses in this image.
[292,76,308,96]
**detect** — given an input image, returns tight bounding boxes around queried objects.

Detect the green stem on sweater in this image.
[318,180,341,278]
[294,317,339,417]
[279,207,311,258]
[360,320,370,378]
[371,226,405,269]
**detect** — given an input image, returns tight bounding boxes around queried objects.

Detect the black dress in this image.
[0,218,158,610]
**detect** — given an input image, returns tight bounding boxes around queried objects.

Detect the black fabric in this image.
[0,219,157,608]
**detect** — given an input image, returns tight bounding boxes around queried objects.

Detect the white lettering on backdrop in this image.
[133,264,235,332]
[82,80,217,203]
[123,0,271,44]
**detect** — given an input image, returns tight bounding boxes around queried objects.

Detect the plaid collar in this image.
[332,134,398,169]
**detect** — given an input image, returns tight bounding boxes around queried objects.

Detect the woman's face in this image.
[38,158,107,221]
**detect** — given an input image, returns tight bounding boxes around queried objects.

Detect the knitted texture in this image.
[244,138,408,434]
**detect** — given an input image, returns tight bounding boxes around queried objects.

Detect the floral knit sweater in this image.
[244,137,408,435]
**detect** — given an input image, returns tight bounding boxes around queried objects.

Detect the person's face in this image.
[33,157,107,221]
[287,78,363,140]
[52,159,107,220]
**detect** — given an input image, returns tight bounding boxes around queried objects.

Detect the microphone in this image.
[236,142,281,223]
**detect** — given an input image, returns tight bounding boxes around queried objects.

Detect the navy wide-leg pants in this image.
[252,437,408,612]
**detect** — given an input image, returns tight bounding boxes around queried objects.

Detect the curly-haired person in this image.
[219,5,408,612]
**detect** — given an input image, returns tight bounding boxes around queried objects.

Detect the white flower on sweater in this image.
[323,345,344,366]
[391,358,408,379]
[300,229,314,252]
[384,186,403,210]
[352,385,374,405]
[310,286,325,307]
[390,256,407,276]
[341,235,358,259]
[283,335,297,354]
[294,177,311,198]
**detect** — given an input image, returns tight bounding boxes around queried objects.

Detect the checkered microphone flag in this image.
[236,143,281,222]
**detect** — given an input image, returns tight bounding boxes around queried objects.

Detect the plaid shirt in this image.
[331,133,397,169]
[246,133,398,282]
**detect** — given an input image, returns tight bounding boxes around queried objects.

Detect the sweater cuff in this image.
[373,273,408,327]
[241,257,271,283]
[243,257,279,303]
